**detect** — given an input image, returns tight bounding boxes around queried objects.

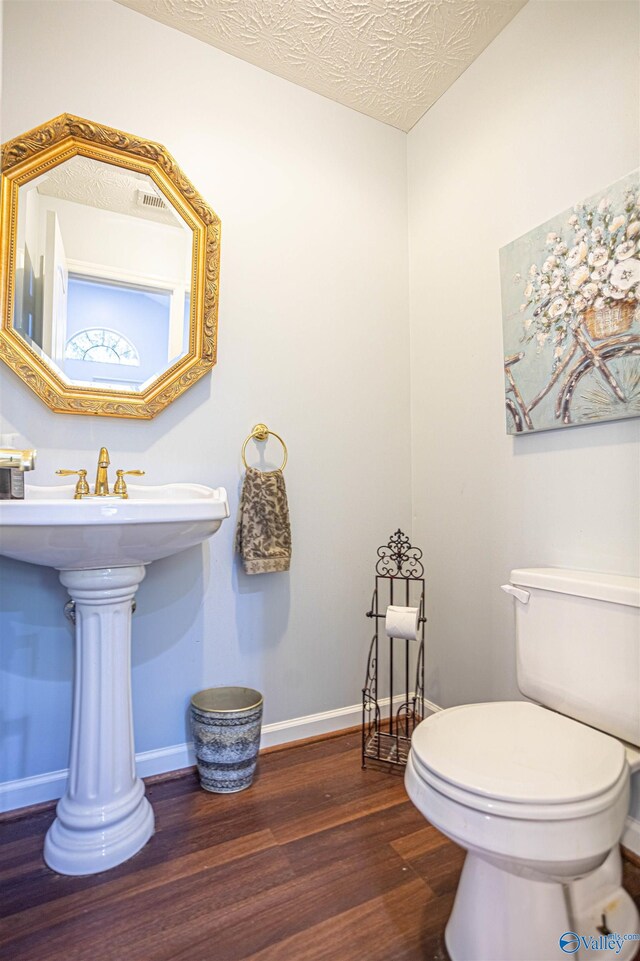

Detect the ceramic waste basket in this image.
[190,687,263,793]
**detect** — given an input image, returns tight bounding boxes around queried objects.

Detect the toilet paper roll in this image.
[385,605,420,641]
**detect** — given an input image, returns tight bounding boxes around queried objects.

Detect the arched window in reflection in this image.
[65,328,140,366]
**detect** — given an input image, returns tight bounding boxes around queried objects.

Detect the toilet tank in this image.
[506,568,640,746]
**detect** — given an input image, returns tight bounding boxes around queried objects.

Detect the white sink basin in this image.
[0,480,229,877]
[0,482,229,569]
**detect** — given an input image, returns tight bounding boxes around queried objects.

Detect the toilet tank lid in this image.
[510,568,640,608]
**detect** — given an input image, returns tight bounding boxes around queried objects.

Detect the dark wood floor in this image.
[1,731,639,961]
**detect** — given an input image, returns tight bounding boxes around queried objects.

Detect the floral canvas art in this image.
[500,171,640,434]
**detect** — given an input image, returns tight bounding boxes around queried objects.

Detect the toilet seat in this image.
[405,701,630,878]
[410,747,629,822]
[410,701,626,807]
[406,701,631,879]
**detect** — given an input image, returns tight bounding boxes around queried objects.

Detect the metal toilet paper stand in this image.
[362,529,426,770]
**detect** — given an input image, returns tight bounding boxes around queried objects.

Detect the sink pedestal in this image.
[0,481,229,874]
[44,566,154,876]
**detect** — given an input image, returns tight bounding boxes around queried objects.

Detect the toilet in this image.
[405,568,640,961]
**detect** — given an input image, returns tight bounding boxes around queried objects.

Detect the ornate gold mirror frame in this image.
[0,114,220,418]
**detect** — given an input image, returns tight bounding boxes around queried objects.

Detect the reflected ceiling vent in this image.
[136,189,167,210]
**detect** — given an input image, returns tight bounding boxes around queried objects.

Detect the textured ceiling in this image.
[33,156,185,227]
[115,0,527,131]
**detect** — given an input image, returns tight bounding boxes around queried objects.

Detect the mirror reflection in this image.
[14,155,194,392]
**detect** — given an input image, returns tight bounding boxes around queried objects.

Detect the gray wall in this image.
[407,0,640,811]
[0,0,412,788]
[2,0,638,831]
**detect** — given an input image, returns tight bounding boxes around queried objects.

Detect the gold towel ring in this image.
[241,423,288,472]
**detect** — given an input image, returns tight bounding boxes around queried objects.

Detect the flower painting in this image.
[499,170,640,434]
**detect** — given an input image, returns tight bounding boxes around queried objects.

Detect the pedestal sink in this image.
[0,482,229,875]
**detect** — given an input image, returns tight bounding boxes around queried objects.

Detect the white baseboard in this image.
[622,815,640,859]
[0,769,70,816]
[0,696,442,814]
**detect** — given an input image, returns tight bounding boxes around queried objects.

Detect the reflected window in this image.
[65,327,140,366]
[63,274,173,385]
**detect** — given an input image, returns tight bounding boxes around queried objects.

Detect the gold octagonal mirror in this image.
[0,114,220,418]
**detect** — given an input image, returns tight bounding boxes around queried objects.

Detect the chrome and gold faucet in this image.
[0,447,36,471]
[57,448,145,499]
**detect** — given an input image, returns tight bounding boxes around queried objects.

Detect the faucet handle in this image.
[113,469,145,499]
[56,469,90,499]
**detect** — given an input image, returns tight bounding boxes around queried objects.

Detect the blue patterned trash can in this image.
[190,687,263,793]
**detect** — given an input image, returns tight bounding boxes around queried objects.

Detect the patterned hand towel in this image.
[235,467,292,574]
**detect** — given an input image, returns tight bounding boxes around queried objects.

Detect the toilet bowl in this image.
[406,702,639,961]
